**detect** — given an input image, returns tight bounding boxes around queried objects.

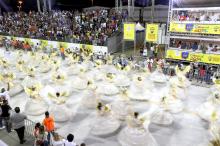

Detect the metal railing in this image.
[24,119,36,137]
[8,112,65,144]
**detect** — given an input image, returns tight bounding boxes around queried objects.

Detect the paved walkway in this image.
[0,129,34,146]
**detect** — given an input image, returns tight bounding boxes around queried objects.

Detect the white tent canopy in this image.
[135,22,145,31]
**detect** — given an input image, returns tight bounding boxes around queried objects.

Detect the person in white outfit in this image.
[63,134,77,146]
[52,133,65,146]
[0,88,10,104]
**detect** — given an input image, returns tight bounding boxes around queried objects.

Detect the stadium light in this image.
[17,0,23,11]
[18,0,23,5]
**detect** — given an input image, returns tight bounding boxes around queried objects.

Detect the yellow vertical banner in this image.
[123,23,135,40]
[146,24,159,42]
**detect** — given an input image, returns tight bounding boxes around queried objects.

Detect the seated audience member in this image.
[192,42,198,51]
[200,44,207,54]
[177,41,182,49]
[181,42,187,49]
[212,45,218,52]
[200,12,207,21]
[179,12,186,21]
[195,13,200,21]
[210,12,219,21]
[63,134,77,146]
[208,44,213,52]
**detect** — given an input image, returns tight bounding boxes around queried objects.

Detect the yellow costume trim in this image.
[24,83,42,97]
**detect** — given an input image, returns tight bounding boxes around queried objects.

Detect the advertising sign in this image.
[166,49,220,64]
[170,22,220,35]
[146,24,159,42]
[124,23,135,40]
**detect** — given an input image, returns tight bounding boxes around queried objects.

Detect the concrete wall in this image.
[107,32,123,54]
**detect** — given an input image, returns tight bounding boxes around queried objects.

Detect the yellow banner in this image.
[124,23,135,40]
[170,22,220,35]
[146,24,159,42]
[80,44,93,56]
[40,40,48,49]
[166,50,220,64]
[59,42,68,48]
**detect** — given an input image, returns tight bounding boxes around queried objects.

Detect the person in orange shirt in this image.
[60,46,65,60]
[42,111,55,145]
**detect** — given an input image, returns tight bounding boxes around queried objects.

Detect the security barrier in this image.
[0,35,108,54]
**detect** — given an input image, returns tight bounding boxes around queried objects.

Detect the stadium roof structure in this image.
[83,6,111,11]
[175,0,220,7]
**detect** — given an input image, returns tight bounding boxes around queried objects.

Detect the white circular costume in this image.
[166,82,187,100]
[111,93,132,120]
[211,78,220,93]
[37,62,51,73]
[151,66,167,83]
[80,89,99,109]
[24,98,49,116]
[72,76,88,90]
[151,108,174,126]
[40,85,72,122]
[197,92,220,122]
[85,69,105,82]
[127,76,154,101]
[114,74,131,87]
[23,79,49,116]
[91,106,121,136]
[161,97,184,114]
[97,83,119,96]
[65,63,87,76]
[118,116,158,146]
[173,66,191,88]
[8,82,23,97]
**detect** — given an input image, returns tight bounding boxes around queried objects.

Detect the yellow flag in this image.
[146,24,159,42]
[124,23,135,40]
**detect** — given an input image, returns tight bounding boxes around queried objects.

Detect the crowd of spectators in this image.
[172,11,220,22]
[0,9,124,46]
[187,63,218,84]
[0,90,86,146]
[170,39,220,53]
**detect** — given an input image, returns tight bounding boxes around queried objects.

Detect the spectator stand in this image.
[0,8,125,54]
[166,1,220,69]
